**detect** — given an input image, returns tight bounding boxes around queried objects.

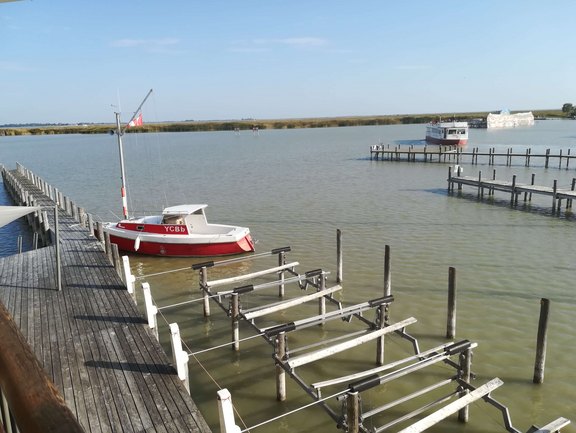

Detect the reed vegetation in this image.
[0,109,565,136]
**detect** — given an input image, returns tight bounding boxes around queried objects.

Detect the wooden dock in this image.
[0,165,212,433]
[447,167,576,213]
[370,144,576,169]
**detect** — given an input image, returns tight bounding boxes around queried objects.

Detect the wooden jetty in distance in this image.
[370,144,576,169]
[0,164,211,433]
[447,167,576,214]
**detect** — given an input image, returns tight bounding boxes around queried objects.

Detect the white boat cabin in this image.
[161,204,209,227]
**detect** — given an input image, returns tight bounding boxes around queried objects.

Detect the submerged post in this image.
[200,267,211,317]
[231,293,240,351]
[275,331,286,401]
[458,347,472,422]
[383,244,391,326]
[533,298,550,384]
[337,229,343,283]
[278,250,286,297]
[446,267,456,339]
[346,391,360,433]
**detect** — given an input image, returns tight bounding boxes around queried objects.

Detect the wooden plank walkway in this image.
[0,166,212,433]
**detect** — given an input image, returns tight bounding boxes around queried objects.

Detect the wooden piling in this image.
[510,175,517,206]
[552,180,558,213]
[533,298,550,384]
[232,293,240,351]
[346,391,360,433]
[201,267,210,317]
[458,347,472,422]
[446,267,456,339]
[278,251,285,297]
[337,229,343,283]
[275,332,286,401]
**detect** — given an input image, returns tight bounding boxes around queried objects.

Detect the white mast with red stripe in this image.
[113,89,153,219]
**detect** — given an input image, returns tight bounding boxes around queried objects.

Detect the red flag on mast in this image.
[127,112,143,128]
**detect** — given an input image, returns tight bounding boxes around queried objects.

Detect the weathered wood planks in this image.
[0,167,212,433]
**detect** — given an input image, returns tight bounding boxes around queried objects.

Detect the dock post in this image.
[559,149,563,169]
[111,243,122,275]
[568,178,576,209]
[458,346,472,422]
[446,267,456,339]
[477,171,482,199]
[54,206,62,291]
[201,267,211,317]
[217,389,241,433]
[96,221,104,244]
[142,283,159,341]
[552,180,558,214]
[87,213,94,236]
[448,166,452,192]
[318,273,326,325]
[384,245,391,325]
[376,301,386,366]
[122,255,137,304]
[169,323,190,394]
[510,175,517,206]
[346,391,360,433]
[545,149,550,168]
[275,331,286,401]
[337,229,343,283]
[278,250,285,297]
[104,231,113,263]
[567,149,571,169]
[533,298,550,384]
[231,293,240,351]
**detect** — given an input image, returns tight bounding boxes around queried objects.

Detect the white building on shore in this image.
[486,110,535,128]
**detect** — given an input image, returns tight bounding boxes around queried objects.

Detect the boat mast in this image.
[113,88,153,219]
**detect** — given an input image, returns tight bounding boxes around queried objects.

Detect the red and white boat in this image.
[425,120,468,146]
[103,90,255,257]
[104,204,254,257]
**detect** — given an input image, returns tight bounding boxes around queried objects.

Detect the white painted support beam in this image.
[243,285,342,320]
[396,378,504,433]
[206,262,299,289]
[530,417,571,433]
[287,317,417,369]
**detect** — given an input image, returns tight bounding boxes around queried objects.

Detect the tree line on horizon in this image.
[0,108,568,136]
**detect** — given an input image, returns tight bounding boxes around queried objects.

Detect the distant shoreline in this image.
[0,109,567,136]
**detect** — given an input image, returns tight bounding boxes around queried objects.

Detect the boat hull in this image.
[425,136,468,146]
[108,233,255,257]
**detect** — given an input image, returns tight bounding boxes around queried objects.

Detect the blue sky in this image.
[1,0,575,124]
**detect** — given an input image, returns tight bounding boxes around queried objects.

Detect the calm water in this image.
[1,122,575,432]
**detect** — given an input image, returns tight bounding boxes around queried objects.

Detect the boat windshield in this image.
[162,215,185,225]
